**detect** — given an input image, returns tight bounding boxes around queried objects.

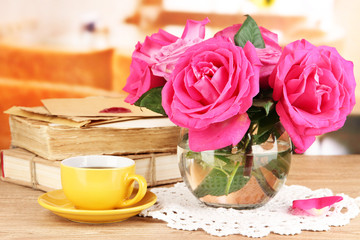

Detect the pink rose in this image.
[162,37,261,151]
[123,19,209,104]
[269,39,356,153]
[215,24,282,88]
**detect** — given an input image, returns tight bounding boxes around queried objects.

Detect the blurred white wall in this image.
[0,0,140,49]
[0,0,358,97]
[0,0,138,30]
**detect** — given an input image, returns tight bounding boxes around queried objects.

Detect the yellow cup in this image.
[61,155,147,210]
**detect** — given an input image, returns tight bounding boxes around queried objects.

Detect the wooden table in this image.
[1,155,359,240]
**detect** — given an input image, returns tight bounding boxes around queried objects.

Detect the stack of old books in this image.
[0,97,181,191]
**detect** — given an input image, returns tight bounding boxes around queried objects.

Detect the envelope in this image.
[5,97,164,128]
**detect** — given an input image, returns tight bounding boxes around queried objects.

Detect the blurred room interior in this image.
[0,0,359,155]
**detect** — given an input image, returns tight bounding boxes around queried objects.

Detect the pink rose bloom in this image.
[215,24,282,88]
[123,19,209,104]
[269,39,356,153]
[162,37,261,151]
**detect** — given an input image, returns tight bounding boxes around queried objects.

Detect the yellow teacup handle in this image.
[118,174,147,208]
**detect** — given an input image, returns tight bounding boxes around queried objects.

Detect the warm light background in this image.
[0,0,359,153]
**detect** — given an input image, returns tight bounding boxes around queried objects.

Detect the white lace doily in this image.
[140,182,360,238]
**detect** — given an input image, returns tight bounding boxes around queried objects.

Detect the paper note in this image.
[41,97,163,117]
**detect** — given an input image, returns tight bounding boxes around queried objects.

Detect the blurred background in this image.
[0,0,359,154]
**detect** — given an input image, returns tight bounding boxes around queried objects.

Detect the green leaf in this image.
[252,108,280,145]
[234,15,265,48]
[263,102,273,116]
[134,87,167,115]
[252,98,274,116]
[193,168,229,197]
[193,165,250,198]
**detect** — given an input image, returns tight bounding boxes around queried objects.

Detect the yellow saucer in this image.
[38,189,157,224]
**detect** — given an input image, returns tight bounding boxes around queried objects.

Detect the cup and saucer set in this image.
[38,155,157,223]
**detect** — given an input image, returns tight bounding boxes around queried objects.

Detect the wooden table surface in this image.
[0,154,359,240]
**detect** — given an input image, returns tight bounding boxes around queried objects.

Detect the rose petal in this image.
[292,196,343,216]
[181,18,210,40]
[188,114,250,152]
[276,102,315,153]
[293,196,343,210]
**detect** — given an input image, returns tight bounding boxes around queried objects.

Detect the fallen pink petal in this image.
[291,196,343,216]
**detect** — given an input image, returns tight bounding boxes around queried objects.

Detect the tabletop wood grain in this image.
[0,154,359,240]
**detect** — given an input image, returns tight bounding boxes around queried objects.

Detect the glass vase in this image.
[178,122,292,209]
